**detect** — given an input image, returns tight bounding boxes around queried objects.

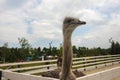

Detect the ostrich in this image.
[60,17,86,80]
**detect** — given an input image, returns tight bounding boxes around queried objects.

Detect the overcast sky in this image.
[0,0,120,48]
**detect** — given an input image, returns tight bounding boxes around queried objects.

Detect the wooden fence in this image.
[0,54,120,80]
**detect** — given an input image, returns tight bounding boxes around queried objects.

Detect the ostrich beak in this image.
[78,20,86,25]
[71,21,86,25]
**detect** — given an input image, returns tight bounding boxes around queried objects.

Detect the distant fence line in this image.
[0,54,120,80]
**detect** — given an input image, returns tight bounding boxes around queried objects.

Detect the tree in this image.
[7,48,17,62]
[51,47,58,56]
[77,47,82,57]
[18,37,31,60]
[42,47,47,54]
[2,42,9,63]
[110,40,120,55]
[111,41,115,54]
[18,37,31,49]
[72,45,78,54]
[37,47,42,56]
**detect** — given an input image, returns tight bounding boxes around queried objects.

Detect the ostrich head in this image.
[63,17,86,34]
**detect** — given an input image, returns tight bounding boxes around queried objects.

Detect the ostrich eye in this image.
[63,18,74,24]
[67,19,72,23]
[66,19,72,23]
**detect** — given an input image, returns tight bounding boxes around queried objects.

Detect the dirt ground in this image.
[83,64,120,80]
[41,69,85,79]
[41,64,120,79]
[112,76,120,80]
[83,64,120,75]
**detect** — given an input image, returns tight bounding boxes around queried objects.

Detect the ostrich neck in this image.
[62,32,73,75]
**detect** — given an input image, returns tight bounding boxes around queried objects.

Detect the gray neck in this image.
[62,32,73,77]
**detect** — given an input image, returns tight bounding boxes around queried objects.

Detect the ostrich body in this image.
[60,17,86,80]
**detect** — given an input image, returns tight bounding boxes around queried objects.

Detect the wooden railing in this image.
[0,54,120,80]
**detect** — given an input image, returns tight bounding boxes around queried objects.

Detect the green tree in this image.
[115,41,120,54]
[2,43,9,63]
[110,41,120,55]
[7,48,17,62]
[72,45,78,54]
[18,37,31,60]
[42,47,49,55]
[77,47,82,57]
[51,47,58,56]
[111,41,115,54]
[57,45,62,57]
[18,37,31,48]
[37,47,42,56]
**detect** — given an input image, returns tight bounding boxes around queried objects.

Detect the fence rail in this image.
[0,54,120,80]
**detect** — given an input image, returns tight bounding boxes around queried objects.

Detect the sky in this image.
[0,0,120,48]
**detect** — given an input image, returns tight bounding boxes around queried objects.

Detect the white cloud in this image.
[75,9,106,25]
[31,20,62,40]
[0,0,29,10]
[73,11,120,48]
[0,0,120,48]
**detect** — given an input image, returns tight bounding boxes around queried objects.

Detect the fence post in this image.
[104,56,107,66]
[112,55,114,65]
[95,56,97,68]
[83,57,86,71]
[0,71,2,80]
